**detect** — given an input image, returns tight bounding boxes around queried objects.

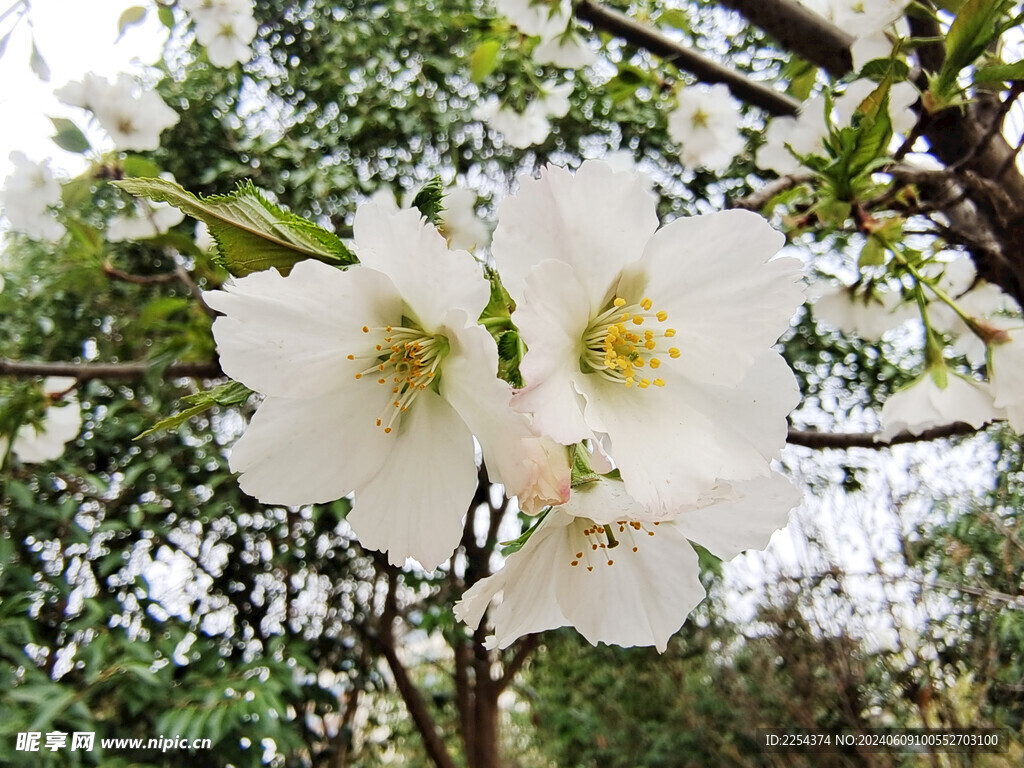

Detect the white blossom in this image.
[107,201,186,242]
[0,152,65,241]
[810,278,915,340]
[757,96,829,176]
[205,200,569,569]
[56,73,179,151]
[1,378,81,464]
[991,329,1024,432]
[183,0,258,67]
[491,160,803,515]
[473,81,573,148]
[667,84,746,171]
[455,474,800,652]
[878,367,1002,441]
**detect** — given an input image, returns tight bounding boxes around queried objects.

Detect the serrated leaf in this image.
[117,6,148,40]
[848,85,892,179]
[49,117,91,154]
[135,381,253,439]
[858,57,911,83]
[973,60,1024,84]
[29,39,49,81]
[935,0,1013,100]
[470,39,501,83]
[410,176,445,226]
[113,177,355,276]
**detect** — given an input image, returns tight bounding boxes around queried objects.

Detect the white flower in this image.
[56,73,179,151]
[757,96,829,175]
[835,78,918,137]
[534,33,594,69]
[491,161,803,515]
[810,278,915,340]
[190,0,258,68]
[0,152,65,241]
[205,200,567,569]
[878,366,1002,441]
[991,329,1024,432]
[1,377,81,464]
[473,81,573,148]
[455,474,800,652]
[497,0,570,38]
[667,84,746,171]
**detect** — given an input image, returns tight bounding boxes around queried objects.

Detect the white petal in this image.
[638,210,801,387]
[228,388,394,506]
[879,370,1003,440]
[678,475,801,561]
[556,515,705,653]
[512,259,595,445]
[352,200,490,330]
[206,261,402,398]
[579,351,798,514]
[439,311,571,510]
[455,516,571,647]
[491,160,659,309]
[349,389,477,571]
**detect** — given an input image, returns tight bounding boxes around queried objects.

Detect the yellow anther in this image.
[653,378,665,387]
[632,315,644,325]
[664,328,676,337]
[362,325,369,333]
[354,373,363,379]
[669,348,680,358]
[613,297,626,307]
[347,354,355,360]
[644,340,656,350]
[656,311,668,322]
[639,379,650,388]
[650,358,661,368]
[641,297,653,310]
[620,312,631,321]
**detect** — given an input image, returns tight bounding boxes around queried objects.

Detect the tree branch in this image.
[574,0,800,116]
[714,0,854,76]
[0,358,223,381]
[732,172,814,210]
[497,634,539,693]
[786,421,988,450]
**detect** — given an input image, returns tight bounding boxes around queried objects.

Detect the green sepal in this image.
[113,177,355,276]
[499,507,551,556]
[569,444,600,488]
[135,381,253,440]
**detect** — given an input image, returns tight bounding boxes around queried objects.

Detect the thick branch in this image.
[574,0,800,116]
[714,0,853,76]
[0,358,223,381]
[786,421,986,450]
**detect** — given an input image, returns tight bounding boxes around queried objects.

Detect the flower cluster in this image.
[0,152,65,241]
[667,84,745,171]
[181,0,258,67]
[0,378,81,465]
[56,73,179,152]
[496,0,594,69]
[203,159,805,650]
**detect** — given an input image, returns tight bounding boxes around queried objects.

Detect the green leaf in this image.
[121,154,163,178]
[933,0,1013,102]
[858,237,886,268]
[158,4,176,29]
[117,6,148,40]
[858,57,911,83]
[135,381,253,439]
[113,177,355,276]
[656,9,692,33]
[49,117,91,154]
[847,85,892,179]
[469,39,501,83]
[410,176,445,226]
[29,39,49,81]
[973,60,1024,84]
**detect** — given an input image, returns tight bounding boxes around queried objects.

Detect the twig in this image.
[731,173,814,210]
[0,358,223,380]
[103,262,180,285]
[574,0,801,116]
[786,421,988,450]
